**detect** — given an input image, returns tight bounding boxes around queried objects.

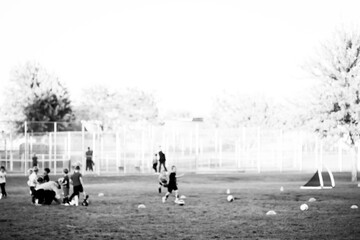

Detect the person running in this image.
[162,165,184,204]
[68,166,87,206]
[85,147,94,171]
[0,166,7,199]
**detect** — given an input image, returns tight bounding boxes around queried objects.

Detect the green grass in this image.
[0,172,359,239]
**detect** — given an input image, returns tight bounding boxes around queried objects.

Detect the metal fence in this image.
[0,120,358,175]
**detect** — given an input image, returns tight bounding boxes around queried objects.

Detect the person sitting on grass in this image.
[162,165,184,204]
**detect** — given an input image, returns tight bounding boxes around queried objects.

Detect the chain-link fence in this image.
[0,120,358,175]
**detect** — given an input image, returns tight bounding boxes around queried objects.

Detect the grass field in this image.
[0,172,359,240]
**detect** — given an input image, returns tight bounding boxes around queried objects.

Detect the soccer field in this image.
[0,172,359,239]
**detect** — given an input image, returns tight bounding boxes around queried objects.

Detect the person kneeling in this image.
[34,180,62,205]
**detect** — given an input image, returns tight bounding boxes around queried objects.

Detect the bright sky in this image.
[0,0,359,116]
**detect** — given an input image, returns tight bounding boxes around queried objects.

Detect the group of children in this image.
[27,165,88,206]
[1,158,183,206]
[158,165,184,204]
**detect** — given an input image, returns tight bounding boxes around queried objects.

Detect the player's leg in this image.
[30,186,36,204]
[0,183,5,197]
[163,186,172,203]
[158,182,162,193]
[173,189,180,203]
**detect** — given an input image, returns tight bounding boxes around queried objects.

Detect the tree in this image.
[1,61,74,133]
[73,86,159,130]
[308,30,360,182]
[210,92,290,128]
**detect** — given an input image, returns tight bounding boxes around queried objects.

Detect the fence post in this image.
[315,136,319,170]
[67,132,71,161]
[10,132,13,171]
[257,127,261,173]
[81,122,85,174]
[299,131,303,172]
[338,141,342,172]
[54,122,57,175]
[141,128,145,173]
[195,123,199,171]
[123,126,127,174]
[116,131,119,173]
[24,121,28,175]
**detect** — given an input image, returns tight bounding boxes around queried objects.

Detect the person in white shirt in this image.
[27,167,39,204]
[0,166,7,199]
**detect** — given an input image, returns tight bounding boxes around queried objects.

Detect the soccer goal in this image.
[300,167,335,189]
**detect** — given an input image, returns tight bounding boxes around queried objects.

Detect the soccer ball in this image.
[138,204,146,209]
[58,177,64,185]
[177,199,185,206]
[300,204,308,211]
[227,195,234,202]
[82,199,89,206]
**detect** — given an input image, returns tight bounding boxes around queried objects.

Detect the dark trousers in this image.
[35,189,57,205]
[0,183,6,196]
[158,162,167,172]
[86,160,93,171]
[30,186,36,203]
[152,163,158,172]
[69,185,83,201]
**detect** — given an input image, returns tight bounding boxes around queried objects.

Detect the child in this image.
[158,169,168,193]
[0,166,7,199]
[162,165,184,204]
[68,166,87,206]
[61,168,70,204]
[152,153,158,173]
[27,167,39,204]
[43,168,50,182]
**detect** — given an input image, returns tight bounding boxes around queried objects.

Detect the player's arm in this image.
[79,176,84,186]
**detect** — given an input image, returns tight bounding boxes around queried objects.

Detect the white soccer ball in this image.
[227,195,234,202]
[280,186,284,192]
[98,193,104,197]
[308,197,316,202]
[138,204,146,209]
[177,199,185,206]
[226,189,231,194]
[266,210,277,215]
[300,204,309,211]
[350,205,358,209]
[58,177,64,185]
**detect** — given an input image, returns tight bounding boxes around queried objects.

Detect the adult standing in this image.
[32,153,38,167]
[85,147,94,171]
[158,148,167,172]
